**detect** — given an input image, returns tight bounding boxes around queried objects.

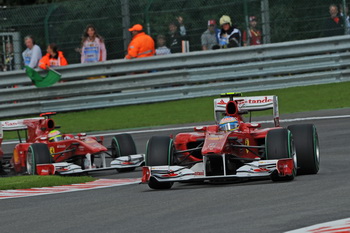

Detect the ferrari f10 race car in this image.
[142,93,320,189]
[0,112,144,175]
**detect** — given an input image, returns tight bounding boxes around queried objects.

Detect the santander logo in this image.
[217,97,273,106]
[243,96,272,104]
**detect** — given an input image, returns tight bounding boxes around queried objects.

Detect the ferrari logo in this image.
[245,139,249,154]
[49,147,55,156]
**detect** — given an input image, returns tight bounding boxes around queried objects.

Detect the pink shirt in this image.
[81,37,107,63]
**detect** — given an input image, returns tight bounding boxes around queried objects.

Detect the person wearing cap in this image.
[125,24,155,59]
[242,16,262,46]
[201,19,220,50]
[218,15,241,48]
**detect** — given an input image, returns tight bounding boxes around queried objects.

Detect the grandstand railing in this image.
[0,35,350,118]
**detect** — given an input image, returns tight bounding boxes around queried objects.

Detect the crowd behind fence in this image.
[0,0,349,72]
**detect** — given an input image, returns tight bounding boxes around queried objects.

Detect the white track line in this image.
[3,114,350,145]
[285,217,350,232]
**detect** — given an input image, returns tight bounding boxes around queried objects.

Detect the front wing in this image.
[142,159,294,183]
[36,154,145,175]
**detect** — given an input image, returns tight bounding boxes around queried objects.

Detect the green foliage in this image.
[0,175,96,190]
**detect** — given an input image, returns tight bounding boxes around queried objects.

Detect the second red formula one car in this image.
[142,93,320,189]
[1,112,144,175]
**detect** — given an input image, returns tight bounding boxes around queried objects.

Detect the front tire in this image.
[26,143,52,175]
[266,128,296,181]
[111,134,137,172]
[146,136,174,189]
[287,124,320,175]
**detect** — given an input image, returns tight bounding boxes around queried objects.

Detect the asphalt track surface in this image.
[1,108,350,233]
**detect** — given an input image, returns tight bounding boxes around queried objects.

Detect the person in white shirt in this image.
[22,35,42,68]
[155,35,171,55]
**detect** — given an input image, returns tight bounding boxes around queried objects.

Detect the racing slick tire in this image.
[266,128,296,181]
[111,134,137,172]
[287,124,320,175]
[146,136,174,189]
[26,143,52,175]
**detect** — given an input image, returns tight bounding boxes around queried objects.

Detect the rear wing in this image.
[0,117,44,131]
[214,96,280,126]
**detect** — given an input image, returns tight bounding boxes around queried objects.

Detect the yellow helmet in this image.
[219,15,232,26]
[48,130,63,142]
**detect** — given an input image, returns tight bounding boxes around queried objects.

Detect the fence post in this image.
[44,4,58,45]
[261,0,271,44]
[342,0,348,34]
[244,0,250,46]
[121,0,131,54]
[144,0,154,35]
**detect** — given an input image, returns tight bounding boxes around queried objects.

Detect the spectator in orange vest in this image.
[39,43,68,70]
[125,24,155,59]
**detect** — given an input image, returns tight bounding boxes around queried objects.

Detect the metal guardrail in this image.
[1,35,350,118]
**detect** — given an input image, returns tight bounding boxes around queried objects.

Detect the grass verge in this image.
[52,81,350,133]
[2,81,350,139]
[0,175,96,190]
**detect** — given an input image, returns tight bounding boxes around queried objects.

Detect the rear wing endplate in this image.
[214,96,280,126]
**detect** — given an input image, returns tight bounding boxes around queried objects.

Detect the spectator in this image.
[201,19,220,50]
[155,35,171,55]
[242,16,262,46]
[323,4,344,37]
[22,35,42,68]
[218,15,241,48]
[39,43,68,70]
[2,42,14,71]
[81,24,107,63]
[167,16,188,53]
[125,24,155,59]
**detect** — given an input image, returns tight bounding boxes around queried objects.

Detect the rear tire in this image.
[111,134,137,172]
[26,143,52,175]
[146,136,174,189]
[287,124,320,175]
[266,128,296,181]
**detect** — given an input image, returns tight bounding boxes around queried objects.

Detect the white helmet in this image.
[220,15,232,26]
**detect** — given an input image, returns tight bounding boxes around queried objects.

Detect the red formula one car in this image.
[142,93,320,189]
[0,113,144,175]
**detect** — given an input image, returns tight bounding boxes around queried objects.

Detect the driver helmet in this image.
[219,116,240,132]
[48,129,63,142]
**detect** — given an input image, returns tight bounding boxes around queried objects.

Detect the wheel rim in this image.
[26,148,34,175]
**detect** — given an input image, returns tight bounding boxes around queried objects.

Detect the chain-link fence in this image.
[0,0,348,70]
